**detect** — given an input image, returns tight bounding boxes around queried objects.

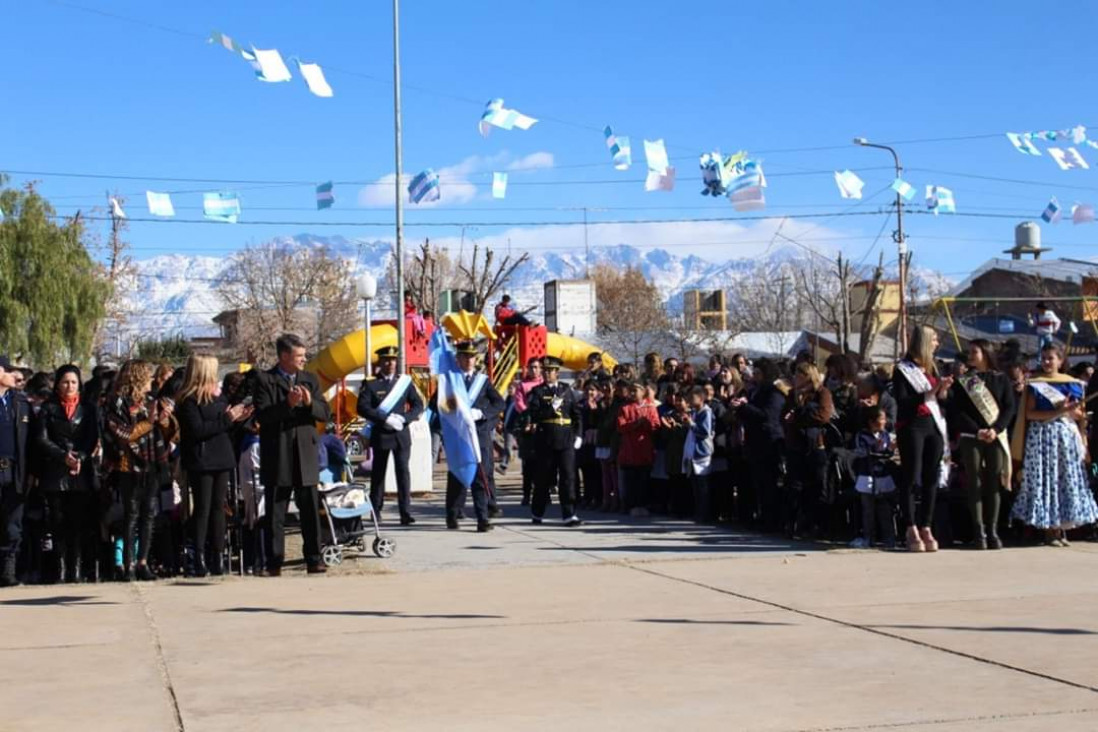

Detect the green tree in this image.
[135,334,192,362]
[0,177,109,366]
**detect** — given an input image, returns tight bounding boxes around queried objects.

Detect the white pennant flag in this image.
[297,61,333,98]
[1072,203,1096,225]
[145,191,175,217]
[109,197,126,219]
[1049,147,1090,171]
[251,47,292,83]
[1006,132,1041,156]
[833,170,865,199]
[492,172,508,199]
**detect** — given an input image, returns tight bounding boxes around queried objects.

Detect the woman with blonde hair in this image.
[176,355,252,576]
[104,359,175,581]
[893,325,953,552]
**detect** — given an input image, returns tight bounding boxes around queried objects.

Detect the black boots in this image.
[0,554,20,587]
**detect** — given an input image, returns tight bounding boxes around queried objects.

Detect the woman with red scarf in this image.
[33,365,99,583]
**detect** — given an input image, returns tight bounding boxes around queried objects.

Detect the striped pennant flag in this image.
[728,159,766,211]
[203,192,241,223]
[492,172,508,199]
[209,30,242,53]
[478,99,538,137]
[1041,197,1062,224]
[316,182,334,210]
[926,185,955,215]
[604,126,632,170]
[408,169,440,204]
[145,191,175,217]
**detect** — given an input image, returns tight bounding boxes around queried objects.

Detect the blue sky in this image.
[2,0,1097,282]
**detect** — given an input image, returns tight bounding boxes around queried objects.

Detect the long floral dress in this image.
[1012,381,1098,529]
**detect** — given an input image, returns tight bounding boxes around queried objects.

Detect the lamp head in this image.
[853,137,868,146]
[356,273,378,300]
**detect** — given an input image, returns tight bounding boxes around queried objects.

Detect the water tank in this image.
[1015,221,1041,251]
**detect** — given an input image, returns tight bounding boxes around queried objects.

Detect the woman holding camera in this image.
[176,355,252,576]
[34,365,99,583]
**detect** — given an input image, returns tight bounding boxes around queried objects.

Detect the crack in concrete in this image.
[133,584,186,732]
[501,522,1098,697]
[787,706,1098,731]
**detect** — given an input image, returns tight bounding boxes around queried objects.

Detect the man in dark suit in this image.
[254,334,331,576]
[0,356,31,587]
[357,345,424,525]
[435,341,504,532]
[527,356,583,526]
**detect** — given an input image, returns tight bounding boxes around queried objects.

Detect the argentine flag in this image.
[429,329,481,488]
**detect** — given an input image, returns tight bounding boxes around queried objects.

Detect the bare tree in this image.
[591,264,669,365]
[856,252,887,362]
[727,260,813,335]
[457,242,530,313]
[403,239,458,312]
[216,240,357,364]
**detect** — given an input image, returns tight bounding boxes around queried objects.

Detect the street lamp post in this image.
[854,137,908,357]
[392,0,407,375]
[357,273,378,382]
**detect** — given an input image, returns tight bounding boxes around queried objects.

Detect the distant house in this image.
[213,306,320,362]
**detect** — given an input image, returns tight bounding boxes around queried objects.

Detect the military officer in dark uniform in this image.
[0,356,31,587]
[435,341,504,532]
[527,356,583,526]
[357,345,424,525]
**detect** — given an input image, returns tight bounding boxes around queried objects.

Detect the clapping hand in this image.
[227,403,253,422]
[287,385,304,408]
[64,451,80,474]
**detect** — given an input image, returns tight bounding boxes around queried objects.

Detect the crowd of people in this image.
[499,325,1098,552]
[2,316,1097,588]
[0,333,335,586]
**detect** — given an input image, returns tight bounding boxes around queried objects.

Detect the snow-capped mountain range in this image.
[121,234,955,339]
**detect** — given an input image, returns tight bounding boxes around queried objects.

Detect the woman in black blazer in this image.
[34,365,99,583]
[176,355,252,576]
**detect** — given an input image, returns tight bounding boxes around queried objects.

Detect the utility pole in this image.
[392,0,407,374]
[853,137,907,357]
[583,207,590,278]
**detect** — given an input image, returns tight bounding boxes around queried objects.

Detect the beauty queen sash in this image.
[896,360,951,488]
[959,372,1012,489]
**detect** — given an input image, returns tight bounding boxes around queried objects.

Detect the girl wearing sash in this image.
[892,326,953,553]
[947,339,1015,550]
[1010,343,1098,545]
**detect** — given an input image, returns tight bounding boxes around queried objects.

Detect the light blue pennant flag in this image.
[408,169,440,204]
[203,192,241,223]
[316,181,334,210]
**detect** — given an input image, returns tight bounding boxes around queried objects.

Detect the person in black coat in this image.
[0,356,32,587]
[33,365,99,583]
[433,341,504,532]
[176,355,253,576]
[947,339,1015,549]
[357,345,424,525]
[527,357,583,525]
[254,334,331,576]
[733,358,787,531]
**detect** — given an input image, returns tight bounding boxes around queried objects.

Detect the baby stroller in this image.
[317,481,396,566]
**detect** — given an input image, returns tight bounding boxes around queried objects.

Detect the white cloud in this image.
[507,152,554,171]
[358,150,555,207]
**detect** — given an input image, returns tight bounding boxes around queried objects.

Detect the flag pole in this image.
[392,0,407,374]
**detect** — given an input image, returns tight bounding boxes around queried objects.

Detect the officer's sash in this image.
[377,374,413,418]
[467,373,488,405]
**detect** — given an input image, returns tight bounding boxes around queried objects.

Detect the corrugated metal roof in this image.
[948,257,1098,296]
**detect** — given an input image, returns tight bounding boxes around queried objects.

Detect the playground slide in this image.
[307,326,614,392]
[308,323,399,392]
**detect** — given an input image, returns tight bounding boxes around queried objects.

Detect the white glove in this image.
[384,414,404,431]
[573,436,583,451]
[551,397,563,411]
[470,408,484,421]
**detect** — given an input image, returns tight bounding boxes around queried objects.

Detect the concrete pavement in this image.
[2,485,1098,731]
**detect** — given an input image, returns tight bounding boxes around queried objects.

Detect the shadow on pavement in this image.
[218,606,505,620]
[637,618,794,627]
[0,595,117,606]
[871,623,1098,636]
